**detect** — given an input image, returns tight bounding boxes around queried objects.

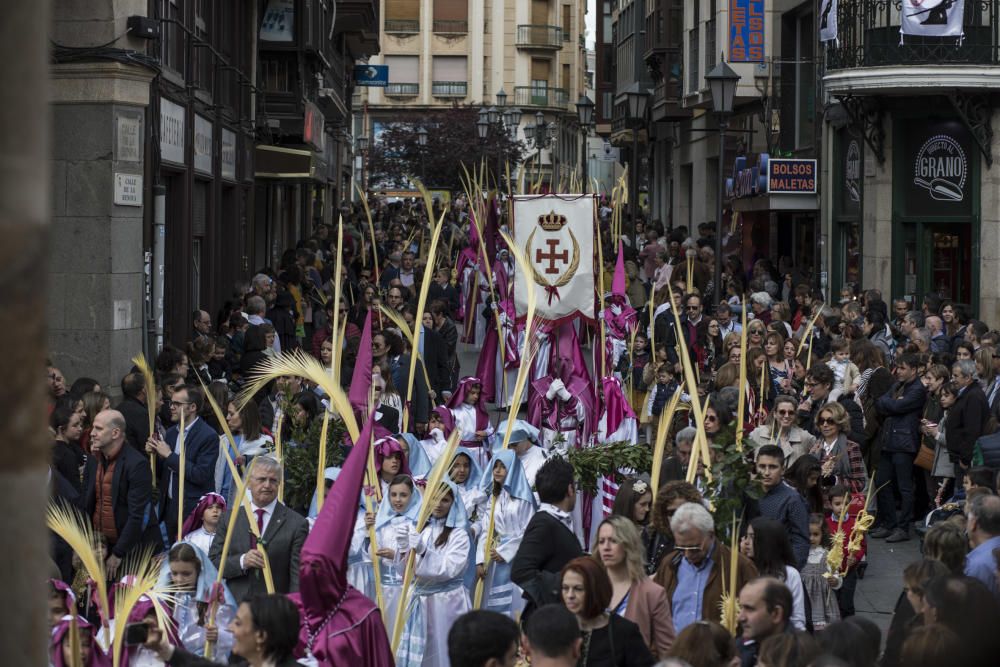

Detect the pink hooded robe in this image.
[292,416,395,666]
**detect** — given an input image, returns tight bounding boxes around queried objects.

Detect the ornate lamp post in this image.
[704,59,741,304]
[416,126,428,185]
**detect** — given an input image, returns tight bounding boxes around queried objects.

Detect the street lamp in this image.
[357,135,369,192]
[487,106,500,125]
[496,87,507,108]
[704,58,741,304]
[576,94,594,193]
[416,126,428,185]
[624,83,649,251]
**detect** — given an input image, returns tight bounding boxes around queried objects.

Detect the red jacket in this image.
[825,513,867,569]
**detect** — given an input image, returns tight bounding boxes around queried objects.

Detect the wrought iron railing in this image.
[827,0,1000,69]
[516,24,564,49]
[385,82,419,96]
[431,81,467,96]
[513,86,569,107]
[433,19,468,34]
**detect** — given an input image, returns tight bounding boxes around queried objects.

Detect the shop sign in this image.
[304,102,326,153]
[727,153,770,199]
[845,139,861,204]
[159,97,185,165]
[221,129,237,181]
[899,119,973,217]
[354,65,389,87]
[913,134,966,202]
[730,0,765,62]
[194,114,214,175]
[768,159,816,194]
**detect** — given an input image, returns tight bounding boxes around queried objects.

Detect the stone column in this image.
[0,1,51,665]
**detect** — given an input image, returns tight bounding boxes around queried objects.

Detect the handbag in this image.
[914,444,935,471]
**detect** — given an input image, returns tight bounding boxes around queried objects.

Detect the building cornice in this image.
[824,66,1000,96]
[50,62,155,106]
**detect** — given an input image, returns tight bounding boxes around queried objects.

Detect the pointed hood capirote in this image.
[347,309,374,416]
[294,415,395,665]
[612,240,627,297]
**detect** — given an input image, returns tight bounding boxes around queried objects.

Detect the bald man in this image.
[83,410,163,575]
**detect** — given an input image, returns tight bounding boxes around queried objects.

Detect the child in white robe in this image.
[364,474,422,625]
[396,480,472,667]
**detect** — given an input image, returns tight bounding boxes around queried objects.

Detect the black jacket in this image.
[799,394,866,446]
[118,394,152,454]
[159,418,220,525]
[652,309,680,364]
[946,383,991,465]
[420,327,452,398]
[875,378,927,455]
[511,511,582,620]
[82,444,163,558]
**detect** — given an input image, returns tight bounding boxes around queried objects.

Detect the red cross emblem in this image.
[535,239,569,274]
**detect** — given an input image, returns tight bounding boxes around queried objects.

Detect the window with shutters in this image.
[385,55,420,95]
[432,57,468,96]
[530,59,551,105]
[562,5,571,41]
[433,0,468,33]
[562,63,571,90]
[386,0,420,33]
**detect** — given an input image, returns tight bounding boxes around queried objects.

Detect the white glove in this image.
[429,428,445,443]
[546,379,565,401]
[395,524,410,550]
[408,525,425,554]
[597,310,605,321]
[557,386,572,402]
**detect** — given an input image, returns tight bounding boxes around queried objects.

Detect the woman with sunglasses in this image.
[809,402,867,493]
[748,394,816,467]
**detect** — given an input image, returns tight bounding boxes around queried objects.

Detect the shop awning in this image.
[255,145,327,180]
[731,193,819,213]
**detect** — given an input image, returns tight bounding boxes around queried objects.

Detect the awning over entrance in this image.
[731,193,819,212]
[255,144,327,180]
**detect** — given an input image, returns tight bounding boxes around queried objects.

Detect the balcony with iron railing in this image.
[516,25,564,49]
[385,82,420,96]
[385,18,420,34]
[433,19,468,34]
[825,0,1000,93]
[513,86,569,108]
[432,81,467,97]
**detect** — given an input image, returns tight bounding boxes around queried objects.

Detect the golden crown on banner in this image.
[537,210,568,231]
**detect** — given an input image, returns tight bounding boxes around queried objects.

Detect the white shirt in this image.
[539,503,574,532]
[239,498,278,570]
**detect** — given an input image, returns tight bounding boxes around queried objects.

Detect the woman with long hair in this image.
[646,481,703,574]
[51,399,85,495]
[785,454,825,514]
[765,331,793,398]
[396,481,472,667]
[739,517,807,630]
[560,557,655,666]
[215,398,273,504]
[475,450,536,618]
[593,516,675,659]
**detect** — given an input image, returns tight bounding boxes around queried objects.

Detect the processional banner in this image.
[512,194,596,324]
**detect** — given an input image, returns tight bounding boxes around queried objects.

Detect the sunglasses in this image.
[776,409,795,416]
[705,415,718,422]
[817,417,836,425]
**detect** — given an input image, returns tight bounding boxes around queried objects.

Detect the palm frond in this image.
[111,546,181,667]
[177,410,187,543]
[46,503,111,642]
[650,388,682,499]
[667,288,712,483]
[237,350,359,441]
[735,299,749,450]
[355,184,379,275]
[131,353,158,487]
[239,495,276,593]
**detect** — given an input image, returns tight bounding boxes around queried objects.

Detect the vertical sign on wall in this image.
[729,0,765,62]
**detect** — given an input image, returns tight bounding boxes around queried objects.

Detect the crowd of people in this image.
[43,193,1000,667]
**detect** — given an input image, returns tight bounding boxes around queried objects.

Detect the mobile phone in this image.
[124,622,149,646]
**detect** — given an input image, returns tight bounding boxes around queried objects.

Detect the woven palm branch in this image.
[735,300,749,450]
[797,305,825,356]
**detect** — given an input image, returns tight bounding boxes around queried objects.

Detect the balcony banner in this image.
[819,0,837,44]
[512,194,596,324]
[900,0,965,42]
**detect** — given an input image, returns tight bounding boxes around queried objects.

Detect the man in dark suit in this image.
[83,410,163,577]
[118,371,153,454]
[146,385,219,541]
[427,266,460,317]
[210,456,308,598]
[512,457,582,623]
[946,359,992,471]
[871,353,927,543]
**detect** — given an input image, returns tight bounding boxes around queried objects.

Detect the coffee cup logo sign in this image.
[913,134,966,202]
[845,140,861,203]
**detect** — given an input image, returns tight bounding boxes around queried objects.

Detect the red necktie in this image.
[251,508,265,548]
